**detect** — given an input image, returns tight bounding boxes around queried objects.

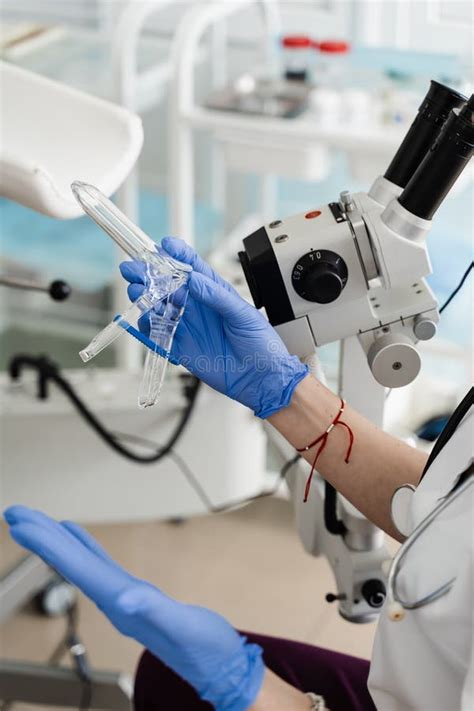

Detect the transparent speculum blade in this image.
[71,181,156,261]
[79,293,154,363]
[138,352,168,409]
[137,289,188,408]
[79,320,124,363]
[71,182,192,275]
[72,181,191,408]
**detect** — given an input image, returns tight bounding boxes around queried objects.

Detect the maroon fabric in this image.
[133,631,376,711]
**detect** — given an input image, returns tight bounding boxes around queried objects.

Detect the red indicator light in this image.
[305,210,322,219]
[281,36,311,48]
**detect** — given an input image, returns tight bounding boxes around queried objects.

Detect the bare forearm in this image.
[269,375,427,539]
[250,668,312,710]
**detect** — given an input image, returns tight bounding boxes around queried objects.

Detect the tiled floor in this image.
[1,497,381,709]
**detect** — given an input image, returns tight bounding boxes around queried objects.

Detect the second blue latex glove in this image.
[4,505,264,711]
[120,237,308,419]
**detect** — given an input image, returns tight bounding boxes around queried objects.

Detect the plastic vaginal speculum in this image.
[72,181,191,408]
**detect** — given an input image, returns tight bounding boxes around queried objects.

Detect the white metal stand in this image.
[168,0,281,245]
[282,342,391,622]
[339,336,386,425]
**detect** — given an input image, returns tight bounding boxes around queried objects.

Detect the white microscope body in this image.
[265,185,437,378]
[239,82,473,621]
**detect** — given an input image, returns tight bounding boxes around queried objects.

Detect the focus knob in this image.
[292,250,348,304]
[367,333,421,388]
[361,579,386,608]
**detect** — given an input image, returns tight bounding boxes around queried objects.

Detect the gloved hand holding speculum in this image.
[121,237,309,419]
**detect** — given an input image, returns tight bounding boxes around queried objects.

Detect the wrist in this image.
[268,374,340,446]
[254,357,309,420]
[201,639,265,711]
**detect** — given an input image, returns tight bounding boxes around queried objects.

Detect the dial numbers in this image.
[291,249,348,304]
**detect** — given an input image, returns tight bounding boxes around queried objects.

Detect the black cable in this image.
[421,387,473,479]
[439,261,473,313]
[8,355,201,464]
[324,481,347,536]
[280,453,302,479]
[53,370,200,463]
[9,354,297,515]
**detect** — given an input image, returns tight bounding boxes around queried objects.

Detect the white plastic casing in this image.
[0,61,143,218]
[270,195,438,360]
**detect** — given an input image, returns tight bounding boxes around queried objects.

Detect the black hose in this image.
[8,354,201,464]
[8,354,300,517]
[439,262,473,314]
[324,482,347,536]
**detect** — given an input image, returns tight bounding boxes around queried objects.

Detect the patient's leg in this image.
[133,631,375,711]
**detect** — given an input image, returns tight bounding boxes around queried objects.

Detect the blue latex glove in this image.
[4,505,264,711]
[120,237,308,419]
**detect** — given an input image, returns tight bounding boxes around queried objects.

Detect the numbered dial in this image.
[291,250,348,304]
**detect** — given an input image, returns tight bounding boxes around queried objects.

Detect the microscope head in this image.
[239,83,473,388]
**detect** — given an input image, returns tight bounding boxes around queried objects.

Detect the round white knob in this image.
[339,190,354,211]
[413,314,437,341]
[367,333,421,388]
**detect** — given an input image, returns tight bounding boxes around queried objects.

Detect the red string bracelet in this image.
[296,398,354,502]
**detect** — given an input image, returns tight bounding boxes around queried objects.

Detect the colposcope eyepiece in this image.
[398,93,474,220]
[383,80,466,189]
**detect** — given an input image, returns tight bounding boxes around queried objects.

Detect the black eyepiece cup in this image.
[398,94,474,220]
[384,80,466,189]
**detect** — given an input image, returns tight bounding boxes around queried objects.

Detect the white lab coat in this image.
[368,408,473,710]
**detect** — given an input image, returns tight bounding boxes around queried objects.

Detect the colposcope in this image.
[238,82,474,621]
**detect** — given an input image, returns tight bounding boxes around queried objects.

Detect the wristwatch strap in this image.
[306,692,327,710]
